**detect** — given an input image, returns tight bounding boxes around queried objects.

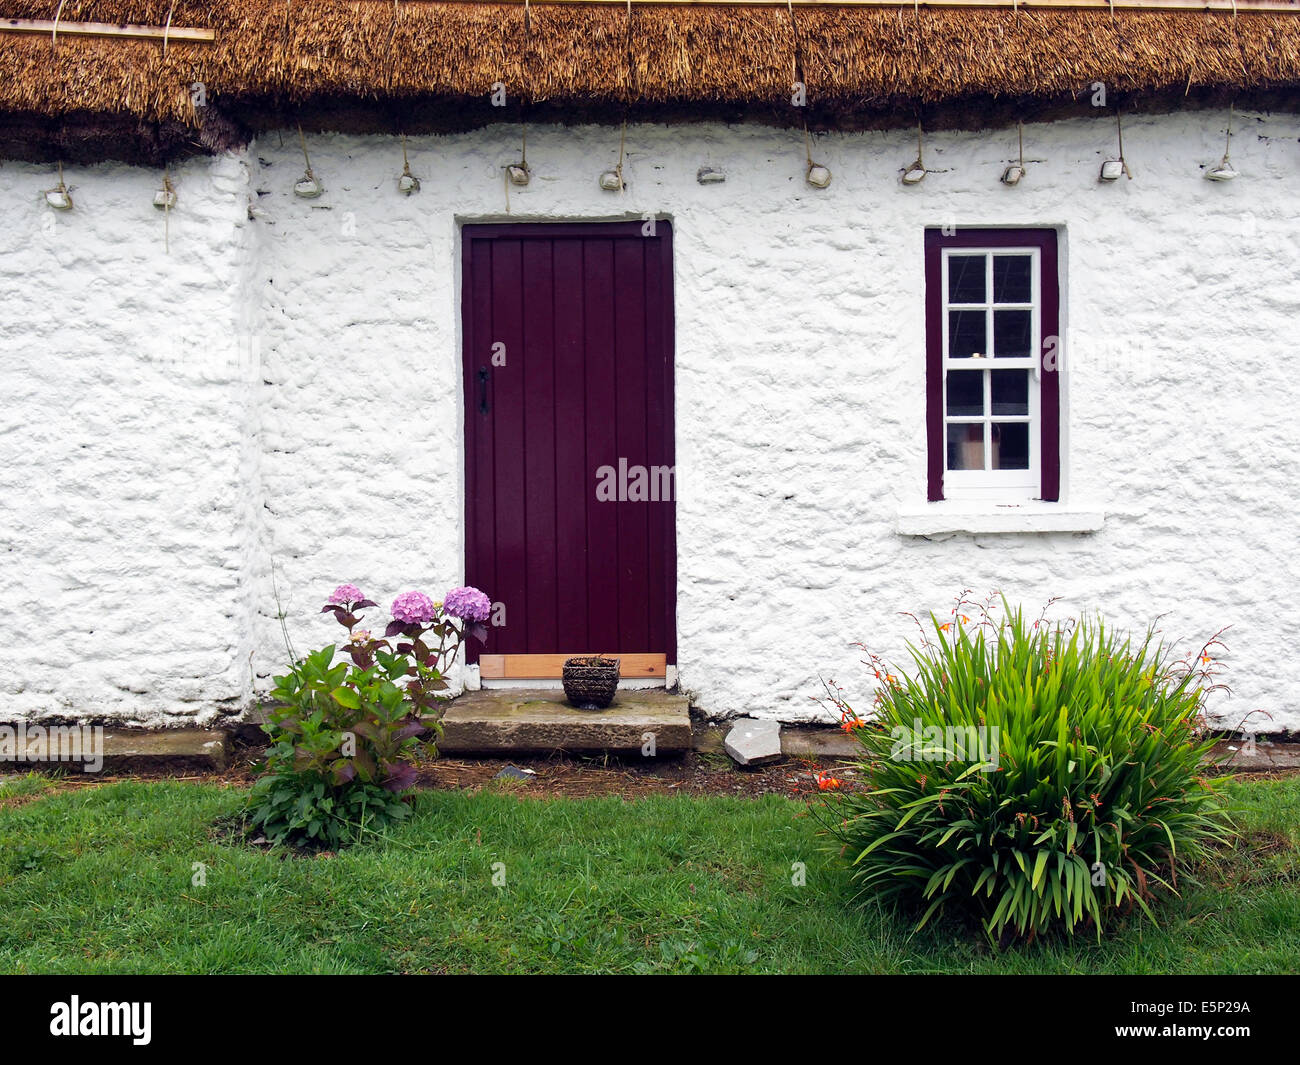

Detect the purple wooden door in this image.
[462,221,676,664]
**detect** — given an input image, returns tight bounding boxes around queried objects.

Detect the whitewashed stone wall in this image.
[2,108,1297,732]
[0,153,261,725]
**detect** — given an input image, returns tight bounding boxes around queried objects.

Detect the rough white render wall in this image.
[0,153,260,724]
[2,109,1297,731]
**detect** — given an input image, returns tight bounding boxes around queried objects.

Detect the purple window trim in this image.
[923,227,1061,503]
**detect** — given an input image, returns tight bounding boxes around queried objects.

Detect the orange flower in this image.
[816,771,843,791]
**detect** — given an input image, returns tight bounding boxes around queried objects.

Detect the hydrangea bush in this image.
[248,583,490,848]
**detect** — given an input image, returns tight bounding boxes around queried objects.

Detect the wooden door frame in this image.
[459,219,678,671]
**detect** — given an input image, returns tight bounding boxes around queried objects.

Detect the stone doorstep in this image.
[439,688,691,755]
[1,727,228,774]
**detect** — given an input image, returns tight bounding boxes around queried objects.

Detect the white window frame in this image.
[940,246,1042,501]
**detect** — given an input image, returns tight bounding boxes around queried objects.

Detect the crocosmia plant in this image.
[817,594,1233,943]
[248,582,490,848]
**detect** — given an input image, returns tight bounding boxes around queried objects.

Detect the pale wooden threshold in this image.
[478,653,667,680]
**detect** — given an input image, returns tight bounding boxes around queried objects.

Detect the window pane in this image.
[948,310,986,359]
[993,422,1030,470]
[993,309,1031,358]
[948,255,986,304]
[993,255,1032,303]
[947,423,986,471]
[946,371,984,416]
[991,370,1029,415]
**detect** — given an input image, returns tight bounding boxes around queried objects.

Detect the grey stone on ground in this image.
[494,765,538,780]
[724,719,783,766]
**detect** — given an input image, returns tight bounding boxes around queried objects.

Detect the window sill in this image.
[896,501,1105,538]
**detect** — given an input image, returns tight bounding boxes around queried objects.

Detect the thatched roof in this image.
[2,1,1300,163]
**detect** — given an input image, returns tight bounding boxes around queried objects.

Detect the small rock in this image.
[724,719,783,766]
[494,765,537,781]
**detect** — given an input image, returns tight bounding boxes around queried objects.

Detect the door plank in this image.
[644,233,670,657]
[490,239,528,652]
[465,236,497,662]
[657,228,678,663]
[614,237,651,651]
[553,238,590,650]
[522,238,558,651]
[583,239,621,650]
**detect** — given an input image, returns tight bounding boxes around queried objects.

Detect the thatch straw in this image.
[2,2,1300,161]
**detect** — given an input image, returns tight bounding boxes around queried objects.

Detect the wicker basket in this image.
[562,655,621,710]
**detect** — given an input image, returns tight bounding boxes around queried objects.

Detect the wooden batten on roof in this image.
[2,19,216,42]
[1,0,1300,163]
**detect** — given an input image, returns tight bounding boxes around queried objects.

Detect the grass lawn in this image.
[1,773,1297,974]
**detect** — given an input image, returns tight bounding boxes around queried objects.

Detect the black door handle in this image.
[478,367,490,414]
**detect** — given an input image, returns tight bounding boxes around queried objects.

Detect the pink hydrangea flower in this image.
[329,584,365,606]
[391,590,438,625]
[443,586,492,623]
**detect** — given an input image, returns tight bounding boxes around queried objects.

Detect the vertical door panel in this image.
[521,239,557,652]
[582,238,621,651]
[552,238,590,651]
[613,237,650,652]
[466,238,497,642]
[489,239,527,650]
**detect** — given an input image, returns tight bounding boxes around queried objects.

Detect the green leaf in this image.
[1031,850,1049,891]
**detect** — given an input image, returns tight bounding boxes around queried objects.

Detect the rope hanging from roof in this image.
[162,0,178,56]
[504,0,534,208]
[910,0,926,176]
[50,0,66,48]
[385,1,422,195]
[1112,108,1133,177]
[605,0,634,191]
[518,0,533,169]
[786,0,828,186]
